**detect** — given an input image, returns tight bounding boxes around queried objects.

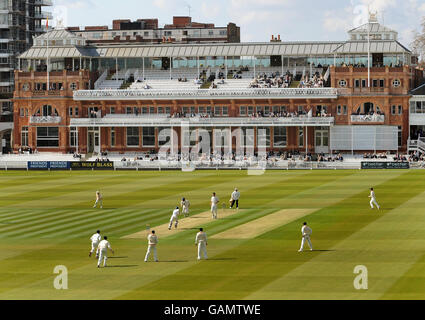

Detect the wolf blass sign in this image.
[163,304,262,317]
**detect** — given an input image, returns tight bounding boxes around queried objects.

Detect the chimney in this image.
[271,35,274,41]
[278,34,281,40]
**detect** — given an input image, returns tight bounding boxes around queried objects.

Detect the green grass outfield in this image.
[0,169,425,300]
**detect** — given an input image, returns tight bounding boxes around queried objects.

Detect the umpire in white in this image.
[145,230,158,262]
[230,188,240,209]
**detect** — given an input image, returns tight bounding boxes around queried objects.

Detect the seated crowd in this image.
[250,72,293,89]
[299,72,325,88]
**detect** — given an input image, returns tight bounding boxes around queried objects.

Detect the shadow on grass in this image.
[105,265,139,268]
[109,256,128,259]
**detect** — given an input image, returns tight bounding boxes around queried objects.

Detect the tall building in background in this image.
[0,0,52,152]
[67,16,241,45]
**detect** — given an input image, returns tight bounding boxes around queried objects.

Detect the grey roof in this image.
[19,39,412,60]
[35,29,85,41]
[334,40,411,54]
[348,22,397,34]
[19,46,88,59]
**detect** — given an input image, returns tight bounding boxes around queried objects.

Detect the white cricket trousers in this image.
[198,241,208,260]
[300,236,313,251]
[91,241,99,254]
[211,205,218,219]
[370,198,380,209]
[98,249,108,267]
[145,245,158,262]
[182,206,189,216]
[169,217,178,229]
[94,199,103,208]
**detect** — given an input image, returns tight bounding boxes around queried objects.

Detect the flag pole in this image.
[46,18,50,91]
[367,7,371,88]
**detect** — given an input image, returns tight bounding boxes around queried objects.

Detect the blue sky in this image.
[52,0,425,49]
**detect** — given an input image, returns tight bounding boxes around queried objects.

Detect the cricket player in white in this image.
[195,228,208,260]
[168,207,180,230]
[93,191,103,209]
[211,192,219,219]
[230,188,240,209]
[299,222,313,252]
[369,188,381,210]
[145,230,158,262]
[97,236,114,268]
[89,230,101,258]
[181,198,190,217]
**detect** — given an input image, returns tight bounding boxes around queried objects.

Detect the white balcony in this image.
[410,113,425,126]
[33,0,53,6]
[70,115,335,128]
[30,116,62,124]
[35,25,53,33]
[351,114,385,123]
[74,88,339,101]
[34,11,53,19]
[0,81,13,87]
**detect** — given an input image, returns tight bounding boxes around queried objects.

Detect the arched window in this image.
[34,105,59,117]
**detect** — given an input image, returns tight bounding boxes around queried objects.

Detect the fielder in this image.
[89,230,101,258]
[97,236,114,268]
[369,188,381,210]
[195,228,208,260]
[144,230,158,262]
[211,192,219,219]
[230,188,240,209]
[93,191,103,209]
[168,206,180,230]
[181,198,190,217]
[299,222,313,252]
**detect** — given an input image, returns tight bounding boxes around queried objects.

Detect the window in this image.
[338,80,347,87]
[70,127,77,147]
[22,83,30,91]
[183,107,189,114]
[256,106,263,114]
[42,105,52,116]
[110,128,115,147]
[398,126,402,148]
[257,127,270,147]
[354,79,360,88]
[142,127,155,147]
[109,107,115,114]
[379,79,384,87]
[158,107,164,114]
[20,108,24,117]
[361,79,367,88]
[190,106,196,114]
[372,79,378,88]
[272,106,280,114]
[393,79,401,88]
[126,107,132,114]
[149,107,155,114]
[75,108,79,116]
[391,105,396,115]
[247,106,254,115]
[127,127,139,147]
[298,127,304,147]
[273,127,287,148]
[165,107,171,114]
[68,107,73,117]
[142,107,148,114]
[343,105,347,115]
[206,106,212,115]
[214,106,221,116]
[37,127,59,148]
[21,126,28,147]
[70,83,77,90]
[199,106,205,114]
[264,106,270,115]
[398,105,402,115]
[222,106,228,116]
[208,31,214,36]
[337,105,342,115]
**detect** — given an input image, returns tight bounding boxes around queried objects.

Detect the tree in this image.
[412,17,425,66]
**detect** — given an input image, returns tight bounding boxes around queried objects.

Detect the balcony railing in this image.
[74,88,339,101]
[30,116,62,124]
[70,115,335,128]
[351,114,385,123]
